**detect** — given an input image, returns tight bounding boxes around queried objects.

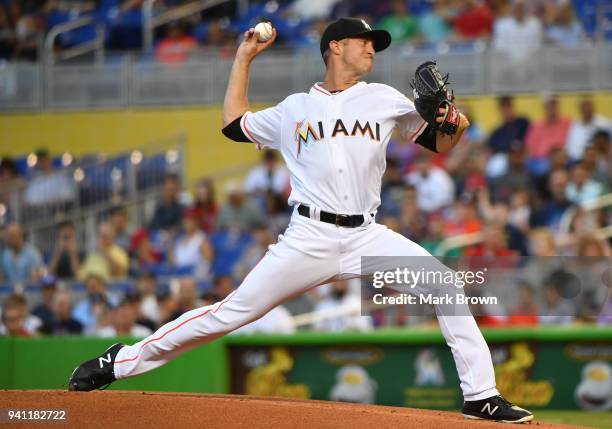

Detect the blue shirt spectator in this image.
[487,96,530,154]
[0,223,42,285]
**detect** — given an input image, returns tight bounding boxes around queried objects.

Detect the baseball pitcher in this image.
[69,17,533,423]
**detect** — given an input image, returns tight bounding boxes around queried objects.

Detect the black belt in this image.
[297,204,371,228]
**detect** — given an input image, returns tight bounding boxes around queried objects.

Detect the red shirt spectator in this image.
[525,95,572,159]
[454,1,493,39]
[155,23,197,64]
[191,179,219,234]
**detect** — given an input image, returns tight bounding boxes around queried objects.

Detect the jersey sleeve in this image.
[394,91,428,142]
[240,103,283,150]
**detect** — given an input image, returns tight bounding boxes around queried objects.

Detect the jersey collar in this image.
[310,81,366,97]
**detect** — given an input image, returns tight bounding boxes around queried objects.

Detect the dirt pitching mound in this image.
[0,390,585,429]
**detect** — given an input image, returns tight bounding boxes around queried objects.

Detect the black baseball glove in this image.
[411,60,460,136]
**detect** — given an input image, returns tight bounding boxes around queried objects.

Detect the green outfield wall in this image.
[1,327,611,411]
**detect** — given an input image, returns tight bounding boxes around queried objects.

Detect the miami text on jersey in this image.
[294,118,381,156]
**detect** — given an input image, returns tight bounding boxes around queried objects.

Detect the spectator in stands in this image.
[48,221,83,280]
[376,0,418,44]
[0,157,25,209]
[566,160,603,204]
[212,275,236,300]
[234,226,274,281]
[79,222,129,280]
[96,298,152,338]
[464,222,516,259]
[417,0,453,44]
[156,285,179,326]
[72,272,118,334]
[573,234,610,322]
[40,289,83,335]
[451,144,487,196]
[24,148,75,206]
[109,205,132,251]
[1,295,30,336]
[398,185,428,242]
[0,294,41,336]
[169,208,213,279]
[265,190,291,234]
[489,142,531,202]
[492,0,542,62]
[420,214,456,256]
[155,21,197,65]
[167,277,201,320]
[191,178,218,234]
[591,130,612,186]
[453,0,494,40]
[331,0,381,21]
[507,282,539,326]
[0,222,43,285]
[518,227,563,288]
[405,151,455,213]
[546,1,585,48]
[379,158,407,218]
[13,10,41,61]
[487,95,530,154]
[525,95,571,165]
[444,193,483,238]
[566,98,612,161]
[530,168,572,229]
[0,5,15,60]
[244,150,290,199]
[104,0,146,50]
[149,173,184,232]
[581,143,610,188]
[539,270,576,325]
[31,274,58,328]
[129,228,162,274]
[313,280,372,332]
[290,0,341,20]
[479,198,529,256]
[216,180,265,231]
[134,270,160,326]
[507,187,531,233]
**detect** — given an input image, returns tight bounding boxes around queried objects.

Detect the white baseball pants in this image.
[113,209,499,401]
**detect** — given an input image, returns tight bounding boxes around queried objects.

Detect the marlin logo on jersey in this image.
[295,119,322,156]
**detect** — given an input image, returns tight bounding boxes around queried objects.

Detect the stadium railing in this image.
[0,135,186,257]
[141,0,231,53]
[44,16,106,65]
[1,42,611,111]
[559,192,612,234]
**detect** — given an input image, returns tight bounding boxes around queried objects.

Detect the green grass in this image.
[534,411,612,428]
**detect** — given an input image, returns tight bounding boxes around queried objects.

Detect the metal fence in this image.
[0,135,186,257]
[1,42,611,111]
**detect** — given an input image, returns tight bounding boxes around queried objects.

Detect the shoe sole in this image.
[463,413,534,424]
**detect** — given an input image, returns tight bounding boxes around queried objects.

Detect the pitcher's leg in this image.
[114,240,337,379]
[343,224,498,400]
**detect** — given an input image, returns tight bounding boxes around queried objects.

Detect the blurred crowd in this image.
[0,0,604,62]
[1,91,611,337]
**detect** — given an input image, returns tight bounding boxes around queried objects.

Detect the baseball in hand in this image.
[254,22,273,42]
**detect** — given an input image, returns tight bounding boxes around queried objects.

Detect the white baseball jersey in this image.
[239,82,427,214]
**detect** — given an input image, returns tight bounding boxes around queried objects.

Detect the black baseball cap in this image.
[320,18,392,58]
